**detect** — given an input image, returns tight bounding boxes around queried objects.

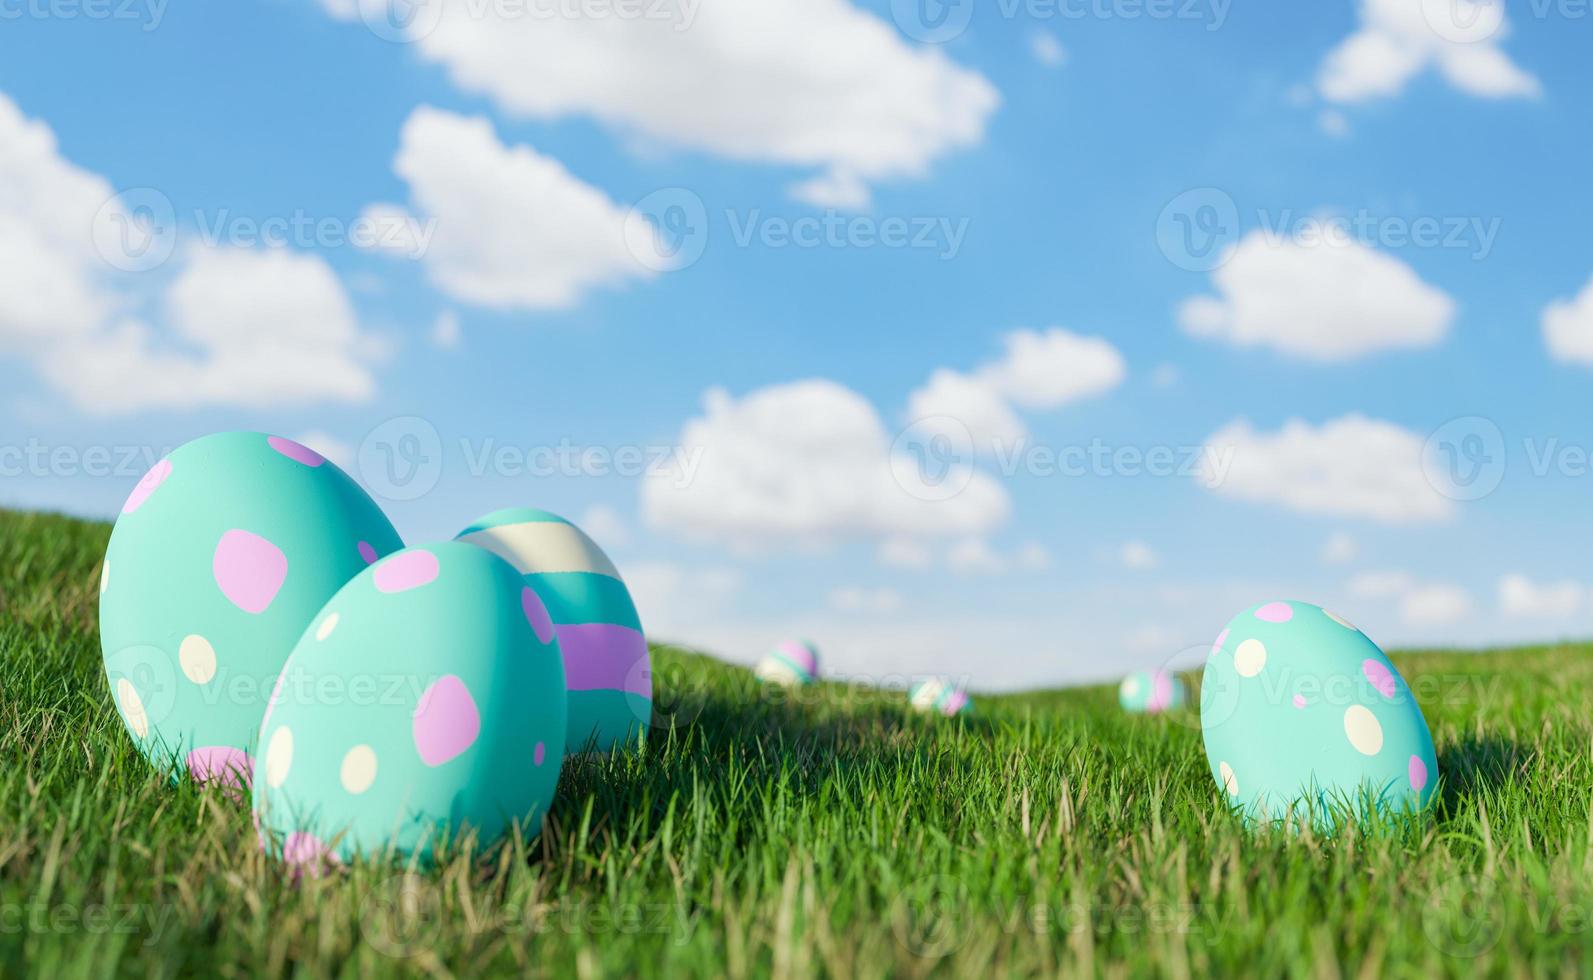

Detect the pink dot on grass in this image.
[214,530,288,614]
[122,458,172,514]
[267,436,325,467]
[1255,602,1293,623]
[413,675,480,766]
[522,587,555,645]
[374,550,439,593]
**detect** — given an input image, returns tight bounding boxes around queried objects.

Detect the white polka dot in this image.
[1219,761,1239,797]
[99,560,109,596]
[316,613,339,641]
[179,635,217,685]
[1121,677,1141,697]
[116,678,148,739]
[1343,705,1384,756]
[1323,609,1358,631]
[1233,639,1267,677]
[265,727,294,787]
[340,744,377,794]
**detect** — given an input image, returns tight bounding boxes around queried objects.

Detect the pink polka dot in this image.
[1362,659,1397,698]
[122,458,171,514]
[374,550,439,593]
[186,746,252,791]
[282,832,340,874]
[267,436,325,467]
[1410,755,1429,792]
[1255,602,1293,623]
[534,742,546,766]
[1293,694,1307,709]
[357,540,378,564]
[522,587,555,645]
[413,675,480,766]
[214,529,288,614]
[1146,671,1173,713]
[1211,629,1229,655]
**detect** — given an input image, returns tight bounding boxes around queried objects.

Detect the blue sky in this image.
[3,0,1593,688]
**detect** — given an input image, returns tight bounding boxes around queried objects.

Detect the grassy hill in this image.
[1,507,1589,976]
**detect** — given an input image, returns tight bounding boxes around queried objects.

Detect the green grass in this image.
[2,507,1591,977]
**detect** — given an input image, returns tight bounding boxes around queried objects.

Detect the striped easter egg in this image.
[455,508,648,752]
[1118,669,1187,714]
[909,677,972,717]
[754,639,819,687]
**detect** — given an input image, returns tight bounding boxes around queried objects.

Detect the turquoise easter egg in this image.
[99,432,402,788]
[1200,601,1438,826]
[455,508,648,753]
[252,542,567,867]
[1119,670,1186,714]
[909,677,971,717]
[754,639,819,686]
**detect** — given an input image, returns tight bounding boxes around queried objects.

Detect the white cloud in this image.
[1499,574,1583,619]
[578,503,631,550]
[1542,274,1593,366]
[368,106,655,311]
[329,0,998,209]
[643,379,1010,548]
[42,246,379,414]
[292,431,355,470]
[906,367,1027,453]
[1120,540,1159,570]
[1203,415,1452,524]
[1317,0,1539,104]
[1399,582,1473,627]
[829,586,905,614]
[431,309,461,349]
[1179,232,1454,362]
[878,537,934,571]
[624,560,743,640]
[947,537,1007,576]
[1030,33,1066,68]
[1322,531,1360,565]
[1348,569,1417,599]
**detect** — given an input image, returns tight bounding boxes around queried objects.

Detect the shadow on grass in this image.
[1436,734,1532,811]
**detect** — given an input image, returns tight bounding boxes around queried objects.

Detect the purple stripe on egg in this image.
[941,690,969,716]
[557,623,651,696]
[777,640,817,675]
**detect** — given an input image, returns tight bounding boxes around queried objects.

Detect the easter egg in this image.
[454,508,648,753]
[754,639,819,687]
[909,677,971,717]
[252,542,567,866]
[1119,670,1186,714]
[1201,600,1438,826]
[100,432,402,788]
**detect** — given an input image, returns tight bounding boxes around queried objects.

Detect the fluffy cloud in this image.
[1317,0,1539,104]
[624,560,743,640]
[1179,232,1454,362]
[326,0,997,208]
[367,106,655,311]
[906,327,1126,450]
[578,504,632,550]
[1542,274,1593,366]
[877,537,934,570]
[643,379,1011,547]
[1203,415,1453,523]
[0,93,378,414]
[1498,574,1583,619]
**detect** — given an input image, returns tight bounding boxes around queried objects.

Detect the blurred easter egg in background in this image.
[909,677,972,717]
[1201,600,1438,826]
[455,508,648,752]
[252,542,567,867]
[1119,669,1186,714]
[754,639,820,687]
[100,432,402,789]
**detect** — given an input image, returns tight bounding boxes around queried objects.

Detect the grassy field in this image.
[2,507,1591,977]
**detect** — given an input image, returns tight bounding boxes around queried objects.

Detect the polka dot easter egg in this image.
[100,432,402,790]
[252,542,567,867]
[1119,670,1186,714]
[754,640,819,687]
[1201,601,1438,827]
[455,508,648,753]
[909,677,972,717]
